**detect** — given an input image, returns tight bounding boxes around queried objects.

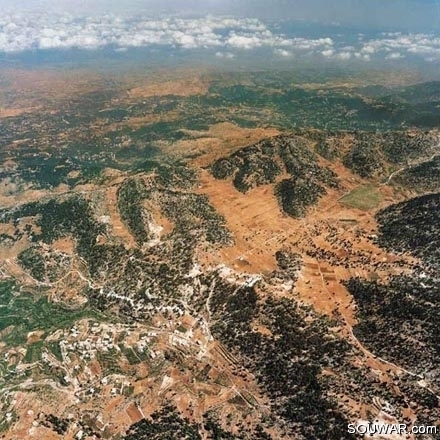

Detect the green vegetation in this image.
[23,341,44,363]
[96,349,123,375]
[16,246,70,284]
[0,196,105,252]
[341,193,440,424]
[342,139,384,178]
[159,191,231,246]
[41,414,70,435]
[376,192,440,270]
[1,73,439,198]
[0,196,116,277]
[211,130,435,218]
[0,70,439,439]
[339,185,381,211]
[341,131,437,178]
[209,275,356,439]
[120,345,150,365]
[275,177,326,217]
[315,138,340,160]
[124,405,202,440]
[346,275,440,400]
[46,341,63,362]
[10,154,108,190]
[211,135,339,217]
[0,281,106,348]
[0,411,17,434]
[396,155,440,192]
[117,177,150,245]
[17,248,46,281]
[134,160,199,189]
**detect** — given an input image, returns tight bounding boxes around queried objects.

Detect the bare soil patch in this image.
[104,186,136,248]
[124,70,211,99]
[183,122,280,166]
[52,237,75,254]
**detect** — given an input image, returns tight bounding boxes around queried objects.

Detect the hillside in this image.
[0,69,439,439]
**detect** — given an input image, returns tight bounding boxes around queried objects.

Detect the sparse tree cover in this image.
[343,191,440,428]
[396,155,440,192]
[0,66,439,439]
[123,405,271,439]
[211,135,338,218]
[272,249,302,282]
[117,177,151,245]
[376,192,440,270]
[207,274,356,439]
[342,131,437,178]
[275,177,326,218]
[124,405,202,440]
[2,140,438,438]
[342,138,384,178]
[0,195,107,277]
[17,248,46,281]
[211,131,438,220]
[17,246,71,283]
[345,274,440,425]
[346,276,440,375]
[41,414,70,435]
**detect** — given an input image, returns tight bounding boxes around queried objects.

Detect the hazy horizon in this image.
[3,0,440,30]
[1,0,440,74]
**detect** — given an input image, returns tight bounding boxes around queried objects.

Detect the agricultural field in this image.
[339,185,381,211]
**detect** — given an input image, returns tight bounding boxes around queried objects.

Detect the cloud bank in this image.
[3,0,440,31]
[0,12,439,63]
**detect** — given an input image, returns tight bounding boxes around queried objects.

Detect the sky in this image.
[3,0,440,30]
[1,0,440,64]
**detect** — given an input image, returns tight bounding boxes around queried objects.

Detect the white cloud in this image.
[0,12,439,64]
[227,33,262,49]
[360,45,377,54]
[357,33,440,61]
[274,48,292,57]
[0,14,281,53]
[335,51,352,60]
[354,52,371,61]
[385,51,405,60]
[321,49,334,57]
[289,37,334,51]
[215,51,234,58]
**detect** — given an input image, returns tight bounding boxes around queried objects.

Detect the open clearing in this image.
[339,184,381,211]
